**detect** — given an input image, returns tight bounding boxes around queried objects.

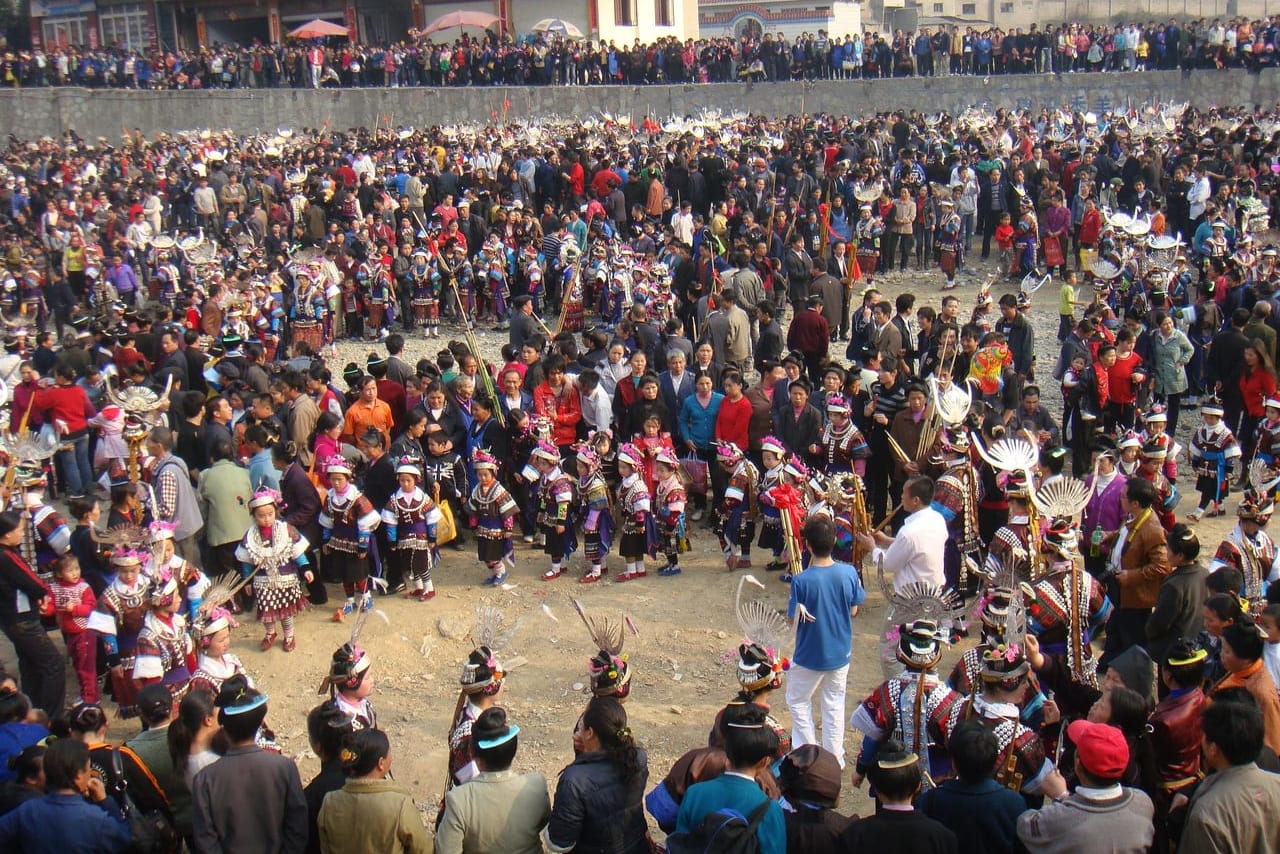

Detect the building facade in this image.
[698,0,862,40]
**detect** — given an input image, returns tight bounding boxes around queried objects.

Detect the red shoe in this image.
[580,571,603,584]
[421,589,437,601]
[406,589,424,600]
[259,632,277,652]
[282,636,296,652]
[542,568,563,581]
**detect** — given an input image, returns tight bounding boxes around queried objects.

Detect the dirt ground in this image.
[1,253,1237,835]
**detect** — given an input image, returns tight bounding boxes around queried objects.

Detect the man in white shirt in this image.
[856,475,947,594]
[1188,164,1211,225]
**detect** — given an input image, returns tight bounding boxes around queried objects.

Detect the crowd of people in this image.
[7,14,1280,90]
[2,95,1280,851]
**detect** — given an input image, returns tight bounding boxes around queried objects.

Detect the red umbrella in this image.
[420,11,502,37]
[287,19,350,39]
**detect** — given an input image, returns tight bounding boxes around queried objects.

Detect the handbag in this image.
[1043,233,1065,268]
[434,483,457,545]
[111,747,178,854]
[307,452,326,501]
[680,452,709,496]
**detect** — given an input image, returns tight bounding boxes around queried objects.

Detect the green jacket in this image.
[318,778,430,854]
[1151,328,1194,396]
[197,458,253,547]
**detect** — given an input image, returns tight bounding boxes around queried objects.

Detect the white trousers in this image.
[784,662,850,767]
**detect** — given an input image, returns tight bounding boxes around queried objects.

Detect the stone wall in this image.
[3,68,1278,140]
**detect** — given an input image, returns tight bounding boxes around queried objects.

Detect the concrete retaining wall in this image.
[2,69,1278,140]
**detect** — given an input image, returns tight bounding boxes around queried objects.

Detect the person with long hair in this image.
[272,440,326,606]
[317,729,429,853]
[1239,341,1278,465]
[545,696,649,854]
[59,702,171,820]
[308,411,344,489]
[1085,686,1162,796]
[304,700,355,854]
[0,511,64,718]
[168,688,219,790]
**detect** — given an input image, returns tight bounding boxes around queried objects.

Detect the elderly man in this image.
[280,370,320,467]
[1008,385,1060,446]
[146,426,203,564]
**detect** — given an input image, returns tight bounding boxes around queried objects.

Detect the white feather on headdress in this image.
[735,575,789,653]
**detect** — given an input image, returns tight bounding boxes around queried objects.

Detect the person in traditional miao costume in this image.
[235,489,312,653]
[447,645,505,790]
[850,620,966,788]
[574,601,634,703]
[931,427,983,615]
[10,459,71,586]
[948,588,1014,697]
[1189,395,1242,521]
[319,456,381,620]
[381,462,442,602]
[715,441,759,571]
[1116,431,1143,478]
[1135,437,1180,532]
[1138,404,1180,483]
[1209,478,1280,607]
[149,520,209,621]
[1253,397,1280,475]
[574,442,615,584]
[755,436,790,574]
[467,450,518,587]
[1022,518,1113,708]
[808,473,861,568]
[854,203,884,285]
[131,567,196,701]
[410,249,441,337]
[819,395,870,476]
[937,198,963,289]
[942,645,1057,796]
[533,441,578,581]
[87,550,149,717]
[188,604,250,697]
[317,639,377,731]
[982,470,1039,587]
[615,443,653,583]
[653,447,689,578]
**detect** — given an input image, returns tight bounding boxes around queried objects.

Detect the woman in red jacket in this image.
[533,355,582,455]
[1239,342,1278,464]
[35,364,96,498]
[715,371,753,455]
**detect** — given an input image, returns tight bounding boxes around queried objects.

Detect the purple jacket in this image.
[1083,472,1128,534]
[106,261,139,294]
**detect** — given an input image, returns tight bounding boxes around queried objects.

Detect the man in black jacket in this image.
[755,302,784,372]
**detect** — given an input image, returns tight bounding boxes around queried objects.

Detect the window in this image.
[616,0,636,26]
[42,16,89,48]
[961,2,976,13]
[933,3,943,11]
[99,3,149,50]
[998,1,1013,10]
[654,0,672,27]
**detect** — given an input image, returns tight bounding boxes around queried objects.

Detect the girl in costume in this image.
[381,462,441,602]
[756,436,790,574]
[632,413,675,495]
[319,456,381,620]
[616,443,651,583]
[575,442,615,584]
[714,441,759,571]
[1189,396,1242,521]
[653,447,688,578]
[150,520,210,621]
[86,551,149,717]
[189,603,250,696]
[532,441,577,581]
[235,489,312,653]
[131,568,196,701]
[447,645,505,789]
[467,450,518,587]
[574,600,633,702]
[318,639,377,731]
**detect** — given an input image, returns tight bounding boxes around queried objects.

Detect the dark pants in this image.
[866,443,893,522]
[981,210,1004,259]
[1100,606,1150,669]
[895,233,915,271]
[2,617,66,717]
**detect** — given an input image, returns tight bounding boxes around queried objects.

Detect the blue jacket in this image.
[678,392,723,451]
[0,792,131,852]
[917,777,1026,854]
[677,773,786,854]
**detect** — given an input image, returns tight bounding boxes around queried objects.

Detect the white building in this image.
[697,0,862,41]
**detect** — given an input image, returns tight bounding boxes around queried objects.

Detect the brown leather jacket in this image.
[1116,509,1171,609]
[1148,687,1205,790]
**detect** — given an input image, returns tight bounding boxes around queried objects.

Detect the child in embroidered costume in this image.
[756,436,790,574]
[467,450,518,587]
[447,645,505,789]
[87,551,149,717]
[575,443,615,584]
[132,568,196,700]
[150,520,209,622]
[632,414,675,495]
[653,447,688,577]
[381,462,442,601]
[616,443,651,582]
[318,642,377,731]
[189,606,250,696]
[235,489,313,652]
[714,441,760,571]
[47,555,97,704]
[532,441,577,581]
[1189,396,1242,521]
[319,456,381,620]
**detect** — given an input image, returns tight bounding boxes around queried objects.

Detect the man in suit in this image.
[980,166,1011,260]
[659,350,696,441]
[782,233,814,316]
[809,257,844,342]
[829,240,854,340]
[690,341,724,390]
[1102,477,1172,668]
[508,296,542,353]
[869,300,904,366]
[787,295,831,384]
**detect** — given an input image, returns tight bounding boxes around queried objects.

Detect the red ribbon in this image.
[768,483,807,549]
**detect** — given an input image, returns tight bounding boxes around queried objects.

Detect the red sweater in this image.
[715,395,753,451]
[1241,368,1279,417]
[36,383,96,436]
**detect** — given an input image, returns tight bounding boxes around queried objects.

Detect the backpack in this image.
[664,798,771,854]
